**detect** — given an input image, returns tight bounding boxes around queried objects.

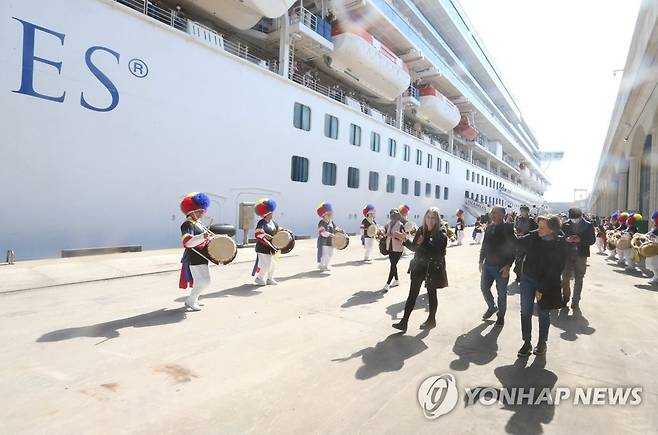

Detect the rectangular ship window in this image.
[350,124,361,146]
[416,150,422,166]
[388,138,397,157]
[371,132,381,152]
[436,185,442,199]
[347,167,360,189]
[322,162,337,186]
[427,153,433,169]
[414,180,421,196]
[324,114,339,139]
[425,183,431,197]
[444,187,449,200]
[401,178,409,195]
[445,161,450,174]
[437,157,442,172]
[369,171,379,191]
[403,145,411,162]
[291,155,309,182]
[467,169,470,180]
[386,175,395,193]
[293,103,311,131]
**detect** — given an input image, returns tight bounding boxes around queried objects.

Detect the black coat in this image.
[561,219,596,257]
[403,228,448,290]
[516,230,568,310]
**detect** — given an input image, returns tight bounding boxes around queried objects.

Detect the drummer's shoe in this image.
[390,279,399,288]
[267,278,278,285]
[420,318,436,329]
[392,320,408,332]
[382,283,390,292]
[254,277,267,286]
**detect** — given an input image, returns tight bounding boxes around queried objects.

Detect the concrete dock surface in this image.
[1,234,657,434]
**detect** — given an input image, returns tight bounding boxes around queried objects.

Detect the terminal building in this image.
[589,0,658,217]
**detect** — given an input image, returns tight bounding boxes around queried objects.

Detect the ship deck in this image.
[1,232,656,434]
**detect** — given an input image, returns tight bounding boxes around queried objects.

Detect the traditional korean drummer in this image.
[179,192,213,311]
[252,198,283,286]
[317,202,343,272]
[360,204,377,262]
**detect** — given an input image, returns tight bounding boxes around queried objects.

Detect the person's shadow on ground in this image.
[450,321,502,371]
[550,308,595,341]
[492,356,558,435]
[174,283,263,303]
[341,289,386,308]
[332,330,430,380]
[37,307,187,343]
[386,294,428,320]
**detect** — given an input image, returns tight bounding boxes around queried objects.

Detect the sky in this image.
[457,0,641,202]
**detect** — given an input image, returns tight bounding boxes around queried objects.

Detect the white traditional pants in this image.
[320,246,334,269]
[256,253,276,281]
[595,237,606,253]
[616,248,625,264]
[188,264,210,306]
[364,238,375,260]
[646,255,658,282]
[474,232,483,244]
[620,249,634,268]
[456,230,464,245]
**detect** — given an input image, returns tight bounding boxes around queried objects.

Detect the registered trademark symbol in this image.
[128,58,148,78]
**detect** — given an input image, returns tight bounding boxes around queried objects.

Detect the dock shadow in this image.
[450,321,502,371]
[386,294,428,320]
[550,308,595,341]
[331,330,430,380]
[613,269,646,278]
[341,289,386,308]
[634,283,658,292]
[37,307,187,343]
[332,260,371,268]
[277,270,330,281]
[490,356,558,435]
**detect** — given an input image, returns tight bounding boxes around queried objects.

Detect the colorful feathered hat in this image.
[627,213,642,226]
[317,202,333,217]
[618,212,629,223]
[362,204,375,217]
[652,211,658,225]
[180,192,210,215]
[399,204,410,216]
[255,198,277,217]
[456,208,464,217]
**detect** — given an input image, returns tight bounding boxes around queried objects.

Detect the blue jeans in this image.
[520,275,550,343]
[480,264,508,319]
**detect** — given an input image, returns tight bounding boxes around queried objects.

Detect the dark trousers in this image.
[387,252,402,283]
[401,272,438,323]
[513,250,524,280]
[480,264,508,319]
[520,276,550,343]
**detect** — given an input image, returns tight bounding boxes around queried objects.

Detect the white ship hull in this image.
[0,0,543,259]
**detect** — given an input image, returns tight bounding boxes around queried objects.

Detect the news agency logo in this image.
[418,373,643,420]
[417,374,459,419]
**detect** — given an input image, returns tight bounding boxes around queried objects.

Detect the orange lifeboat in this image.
[411,84,460,133]
[322,24,411,101]
[455,113,479,141]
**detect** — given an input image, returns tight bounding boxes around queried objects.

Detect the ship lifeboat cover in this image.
[455,114,479,141]
[326,25,411,101]
[187,0,295,29]
[413,84,460,132]
[243,0,296,18]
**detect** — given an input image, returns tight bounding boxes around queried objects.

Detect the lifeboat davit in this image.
[411,84,460,133]
[454,114,479,141]
[185,0,295,30]
[323,25,411,101]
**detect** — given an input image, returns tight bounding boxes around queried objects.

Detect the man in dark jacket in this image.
[513,205,538,282]
[561,208,596,309]
[479,206,516,326]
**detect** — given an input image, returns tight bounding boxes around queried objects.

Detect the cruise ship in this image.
[1,0,550,259]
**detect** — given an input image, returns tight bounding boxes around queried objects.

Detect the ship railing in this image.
[404,85,420,99]
[289,71,346,104]
[290,5,332,42]
[116,0,187,31]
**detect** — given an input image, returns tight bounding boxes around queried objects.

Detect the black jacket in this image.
[479,223,516,267]
[516,230,568,309]
[561,219,596,257]
[403,228,448,290]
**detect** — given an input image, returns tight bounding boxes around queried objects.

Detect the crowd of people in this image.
[175,192,658,359]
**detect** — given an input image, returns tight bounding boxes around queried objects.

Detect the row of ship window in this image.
[290,156,450,200]
[293,103,451,174]
[464,190,505,207]
[466,168,505,190]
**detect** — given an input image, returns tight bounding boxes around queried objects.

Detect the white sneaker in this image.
[267,278,278,285]
[254,277,267,286]
[382,284,390,292]
[185,300,201,311]
[390,279,400,288]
